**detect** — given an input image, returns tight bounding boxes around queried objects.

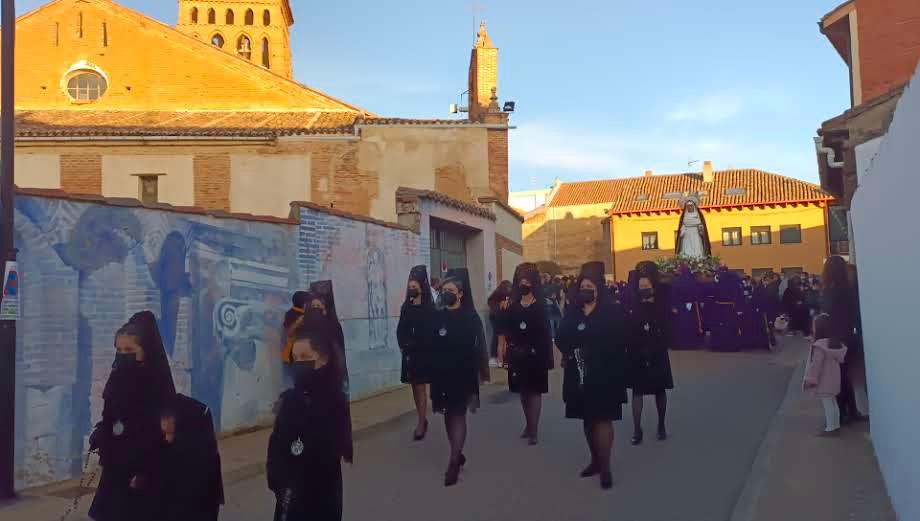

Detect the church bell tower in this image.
[175,0,295,79]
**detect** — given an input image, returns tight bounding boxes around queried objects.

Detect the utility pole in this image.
[0,0,17,500]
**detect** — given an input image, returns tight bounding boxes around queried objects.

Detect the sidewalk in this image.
[0,369,508,521]
[731,336,897,521]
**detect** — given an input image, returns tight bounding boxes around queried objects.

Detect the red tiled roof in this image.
[13,110,363,137]
[396,188,496,220]
[548,170,833,214]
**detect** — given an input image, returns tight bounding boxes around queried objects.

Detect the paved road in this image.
[221,349,794,521]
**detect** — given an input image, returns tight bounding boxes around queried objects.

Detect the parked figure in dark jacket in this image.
[497,262,554,445]
[267,325,350,521]
[783,276,811,336]
[155,393,224,521]
[89,311,176,521]
[397,265,437,441]
[821,256,867,423]
[625,271,674,445]
[555,261,627,490]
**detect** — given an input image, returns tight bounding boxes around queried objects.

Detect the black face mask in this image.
[441,292,458,307]
[407,288,420,299]
[112,352,141,371]
[638,288,655,301]
[519,285,533,296]
[293,360,319,389]
[578,289,596,304]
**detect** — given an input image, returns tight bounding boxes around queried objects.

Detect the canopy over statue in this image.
[675,195,712,258]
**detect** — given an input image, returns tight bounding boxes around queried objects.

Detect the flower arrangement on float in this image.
[655,254,722,278]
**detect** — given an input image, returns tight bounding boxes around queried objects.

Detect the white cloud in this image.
[666,92,745,124]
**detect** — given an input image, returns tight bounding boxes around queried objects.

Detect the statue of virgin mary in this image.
[675,195,712,258]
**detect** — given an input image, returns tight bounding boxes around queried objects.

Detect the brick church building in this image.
[9,0,523,297]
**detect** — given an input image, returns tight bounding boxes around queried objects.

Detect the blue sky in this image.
[19,0,851,191]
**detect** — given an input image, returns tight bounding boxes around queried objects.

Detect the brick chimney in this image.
[468,21,498,123]
[702,161,714,183]
[644,169,653,177]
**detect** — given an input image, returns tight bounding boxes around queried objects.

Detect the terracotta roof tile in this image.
[396,188,496,220]
[548,170,833,214]
[13,110,362,137]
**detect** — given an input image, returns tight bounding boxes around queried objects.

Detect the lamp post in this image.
[0,0,16,500]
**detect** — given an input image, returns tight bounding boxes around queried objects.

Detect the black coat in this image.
[821,285,860,353]
[498,300,554,394]
[397,302,435,384]
[88,368,163,521]
[555,302,628,420]
[267,366,347,521]
[625,302,674,395]
[154,394,224,521]
[430,307,487,414]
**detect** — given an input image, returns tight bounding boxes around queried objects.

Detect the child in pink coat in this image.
[803,314,848,435]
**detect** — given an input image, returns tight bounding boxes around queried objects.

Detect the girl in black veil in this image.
[267,324,350,521]
[555,262,627,490]
[155,392,225,521]
[497,262,554,445]
[88,311,176,521]
[308,280,354,465]
[397,265,436,441]
[430,267,490,486]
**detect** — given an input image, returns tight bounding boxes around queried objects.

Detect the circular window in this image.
[65,70,107,102]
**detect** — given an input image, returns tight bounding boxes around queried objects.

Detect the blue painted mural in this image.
[12,195,421,489]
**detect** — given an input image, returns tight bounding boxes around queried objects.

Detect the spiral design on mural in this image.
[216,300,242,338]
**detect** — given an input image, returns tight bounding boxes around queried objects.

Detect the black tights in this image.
[444,410,467,464]
[583,420,614,472]
[631,390,667,434]
[520,393,542,438]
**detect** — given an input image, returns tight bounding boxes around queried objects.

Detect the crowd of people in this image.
[82,255,867,521]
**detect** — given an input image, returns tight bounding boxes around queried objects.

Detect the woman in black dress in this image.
[308,280,354,464]
[625,272,674,445]
[397,265,436,441]
[155,393,225,521]
[555,262,627,490]
[267,324,351,521]
[498,262,554,445]
[88,311,176,521]
[430,268,490,486]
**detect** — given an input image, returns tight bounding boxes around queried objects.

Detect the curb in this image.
[728,343,805,521]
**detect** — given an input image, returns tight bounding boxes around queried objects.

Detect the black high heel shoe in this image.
[444,459,461,487]
[631,429,643,445]
[580,462,598,478]
[599,471,613,490]
[413,419,429,442]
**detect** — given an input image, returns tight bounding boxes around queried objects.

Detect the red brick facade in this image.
[60,153,102,194]
[193,153,231,210]
[857,0,920,102]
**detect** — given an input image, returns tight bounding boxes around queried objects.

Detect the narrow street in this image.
[221,349,794,521]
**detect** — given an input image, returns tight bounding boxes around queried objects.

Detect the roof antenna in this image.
[688,159,700,169]
[471,2,486,35]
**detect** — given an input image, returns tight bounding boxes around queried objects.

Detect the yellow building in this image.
[521,163,834,280]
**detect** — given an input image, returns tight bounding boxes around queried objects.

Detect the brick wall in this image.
[60,153,101,194]
[487,127,509,202]
[857,0,920,102]
[468,46,497,122]
[434,163,474,203]
[193,153,231,210]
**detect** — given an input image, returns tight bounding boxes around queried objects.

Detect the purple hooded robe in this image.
[668,267,705,349]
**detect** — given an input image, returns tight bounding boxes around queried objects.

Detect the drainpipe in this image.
[814,136,845,169]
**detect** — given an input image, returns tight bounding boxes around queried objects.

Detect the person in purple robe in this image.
[708,267,743,352]
[699,277,716,334]
[668,265,705,350]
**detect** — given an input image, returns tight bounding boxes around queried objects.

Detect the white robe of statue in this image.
[679,210,707,258]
